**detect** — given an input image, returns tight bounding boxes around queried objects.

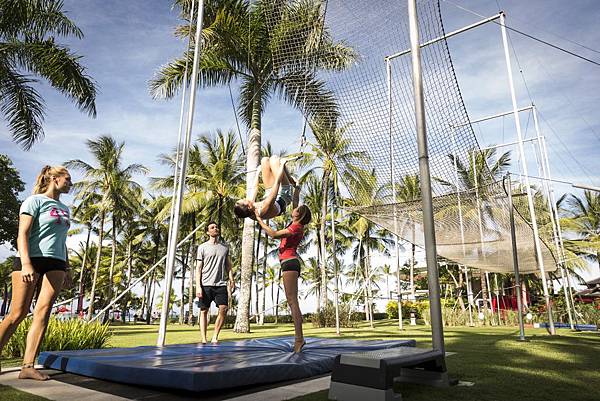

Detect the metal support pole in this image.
[506,174,527,341]
[157,0,205,347]
[500,12,555,334]
[408,0,445,353]
[532,108,574,329]
[450,129,474,325]
[494,274,501,325]
[387,59,403,330]
[387,13,501,61]
[540,136,579,326]
[472,150,490,316]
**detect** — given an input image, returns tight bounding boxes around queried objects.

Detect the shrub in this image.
[578,302,600,326]
[311,303,358,328]
[2,317,111,359]
[260,314,294,324]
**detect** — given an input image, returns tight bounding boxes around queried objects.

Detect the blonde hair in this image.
[33,165,69,194]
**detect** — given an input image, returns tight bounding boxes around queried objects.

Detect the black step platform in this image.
[329,346,452,401]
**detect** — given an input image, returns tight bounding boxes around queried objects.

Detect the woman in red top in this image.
[255,204,312,352]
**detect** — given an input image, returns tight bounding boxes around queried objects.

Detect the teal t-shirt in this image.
[19,194,70,261]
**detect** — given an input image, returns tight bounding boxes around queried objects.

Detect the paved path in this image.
[0,366,330,401]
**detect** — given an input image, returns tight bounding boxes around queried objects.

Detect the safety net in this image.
[259,0,556,273]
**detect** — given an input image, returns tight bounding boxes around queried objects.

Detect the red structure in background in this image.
[491,292,531,313]
[575,277,600,306]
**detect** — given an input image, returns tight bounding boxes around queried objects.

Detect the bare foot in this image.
[211,338,219,345]
[293,338,306,353]
[200,339,207,345]
[18,367,49,381]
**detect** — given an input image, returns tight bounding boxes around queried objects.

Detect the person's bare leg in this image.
[0,272,38,372]
[283,271,304,352]
[20,270,65,380]
[211,305,228,344]
[270,156,290,186]
[261,156,275,189]
[199,309,209,344]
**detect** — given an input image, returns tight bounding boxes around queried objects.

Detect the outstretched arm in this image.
[255,214,293,239]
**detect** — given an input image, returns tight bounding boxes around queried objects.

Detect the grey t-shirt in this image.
[196,240,229,286]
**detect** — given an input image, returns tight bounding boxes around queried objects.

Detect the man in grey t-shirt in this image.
[196,222,234,344]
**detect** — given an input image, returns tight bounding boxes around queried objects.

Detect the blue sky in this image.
[1,0,599,301]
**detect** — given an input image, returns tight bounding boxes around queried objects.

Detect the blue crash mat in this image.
[39,336,416,392]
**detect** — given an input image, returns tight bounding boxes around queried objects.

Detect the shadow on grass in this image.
[292,324,600,401]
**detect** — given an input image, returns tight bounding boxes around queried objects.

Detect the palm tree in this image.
[70,194,100,314]
[343,167,392,326]
[66,135,147,320]
[561,191,600,275]
[150,0,356,332]
[0,0,97,149]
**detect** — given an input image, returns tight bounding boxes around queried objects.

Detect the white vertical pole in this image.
[167,0,195,235]
[408,0,445,353]
[533,108,574,329]
[540,136,577,322]
[500,12,555,334]
[157,0,205,347]
[450,129,474,325]
[387,59,403,330]
[472,150,489,317]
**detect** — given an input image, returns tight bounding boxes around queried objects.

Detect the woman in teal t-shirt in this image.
[0,165,73,380]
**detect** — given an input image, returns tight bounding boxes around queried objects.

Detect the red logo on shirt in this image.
[50,208,69,225]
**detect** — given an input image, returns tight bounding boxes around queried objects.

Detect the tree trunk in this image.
[259,232,268,325]
[188,247,195,325]
[254,226,261,320]
[319,171,330,310]
[366,246,374,328]
[146,270,156,324]
[315,234,323,312]
[140,277,147,322]
[521,281,529,310]
[179,241,190,325]
[234,96,261,333]
[1,283,8,316]
[87,210,105,321]
[480,269,489,315]
[410,230,416,299]
[105,214,118,322]
[145,234,161,323]
[77,224,92,314]
[122,240,133,323]
[275,269,281,323]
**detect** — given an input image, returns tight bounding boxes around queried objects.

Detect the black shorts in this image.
[197,285,228,310]
[13,257,67,275]
[281,258,301,274]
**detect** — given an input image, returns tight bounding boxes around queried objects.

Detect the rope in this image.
[443,0,600,67]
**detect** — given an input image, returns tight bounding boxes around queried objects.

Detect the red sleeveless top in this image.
[278,222,304,261]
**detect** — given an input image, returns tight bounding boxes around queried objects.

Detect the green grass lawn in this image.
[2,320,599,401]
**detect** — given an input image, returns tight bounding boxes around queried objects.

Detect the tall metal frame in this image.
[386,59,404,330]
[387,10,564,334]
[499,12,555,334]
[408,0,445,354]
[157,0,205,346]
